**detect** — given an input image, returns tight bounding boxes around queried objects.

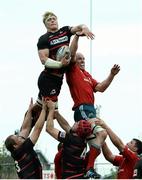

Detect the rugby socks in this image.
[86,145,101,170]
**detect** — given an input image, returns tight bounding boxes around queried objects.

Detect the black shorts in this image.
[38,70,63,101]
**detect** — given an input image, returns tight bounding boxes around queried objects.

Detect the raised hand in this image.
[111,64,120,76]
[76,26,95,40]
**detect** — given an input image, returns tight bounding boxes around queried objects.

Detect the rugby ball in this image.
[56,45,71,61]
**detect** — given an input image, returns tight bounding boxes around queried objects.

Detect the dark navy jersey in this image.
[133,158,142,179]
[58,131,87,179]
[37,26,73,60]
[11,138,42,179]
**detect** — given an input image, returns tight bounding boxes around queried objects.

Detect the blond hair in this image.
[43,11,57,24]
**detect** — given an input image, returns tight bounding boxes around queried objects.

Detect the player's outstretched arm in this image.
[54,111,71,133]
[102,142,115,163]
[46,100,60,140]
[71,24,95,40]
[95,64,120,92]
[19,98,34,138]
[95,118,125,152]
[69,35,79,63]
[30,99,47,144]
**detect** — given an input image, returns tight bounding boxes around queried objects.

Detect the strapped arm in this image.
[45,58,62,68]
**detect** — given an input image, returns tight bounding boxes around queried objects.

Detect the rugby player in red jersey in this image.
[95,118,142,179]
[66,35,120,178]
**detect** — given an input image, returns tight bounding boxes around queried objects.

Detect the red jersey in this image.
[113,146,139,179]
[66,63,98,109]
[54,148,62,179]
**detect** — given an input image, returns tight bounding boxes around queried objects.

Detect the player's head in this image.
[127,138,142,155]
[5,135,25,152]
[75,52,85,70]
[133,138,142,155]
[43,11,58,31]
[72,120,92,139]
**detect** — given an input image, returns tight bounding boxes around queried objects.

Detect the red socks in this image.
[86,146,101,170]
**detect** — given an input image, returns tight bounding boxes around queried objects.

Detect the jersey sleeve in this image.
[113,155,123,166]
[92,78,99,90]
[58,131,73,149]
[61,26,74,36]
[58,131,68,143]
[37,35,50,50]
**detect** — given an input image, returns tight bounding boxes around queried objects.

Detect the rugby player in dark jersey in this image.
[46,100,94,179]
[31,11,95,126]
[5,98,48,179]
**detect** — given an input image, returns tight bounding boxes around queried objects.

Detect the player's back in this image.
[62,133,87,179]
[12,138,42,179]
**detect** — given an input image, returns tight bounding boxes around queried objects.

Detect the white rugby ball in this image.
[56,45,71,61]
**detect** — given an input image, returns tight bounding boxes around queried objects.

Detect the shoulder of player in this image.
[60,26,70,30]
[59,26,72,33]
[38,33,49,40]
[38,26,70,38]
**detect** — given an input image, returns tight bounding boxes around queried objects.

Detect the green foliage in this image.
[0,143,18,179]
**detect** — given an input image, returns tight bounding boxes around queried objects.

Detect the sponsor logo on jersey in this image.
[50,36,68,45]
